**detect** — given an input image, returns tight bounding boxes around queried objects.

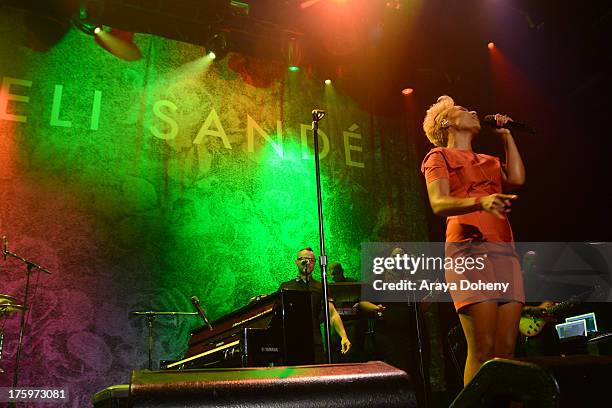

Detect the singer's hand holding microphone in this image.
[482,113,535,134]
[490,113,513,135]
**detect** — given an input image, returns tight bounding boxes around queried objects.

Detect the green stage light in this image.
[324,79,332,85]
[288,66,300,72]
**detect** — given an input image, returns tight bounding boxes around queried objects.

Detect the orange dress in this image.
[421,147,524,312]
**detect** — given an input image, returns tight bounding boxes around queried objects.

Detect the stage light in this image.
[285,37,303,74]
[401,88,414,95]
[205,33,228,61]
[488,41,495,49]
[95,28,143,61]
[73,6,99,35]
[74,6,142,61]
[73,19,98,36]
[325,79,332,85]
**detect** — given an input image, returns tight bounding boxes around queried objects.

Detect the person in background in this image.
[329,262,358,283]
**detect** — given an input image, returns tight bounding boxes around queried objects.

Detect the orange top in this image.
[421,147,514,243]
[421,148,524,311]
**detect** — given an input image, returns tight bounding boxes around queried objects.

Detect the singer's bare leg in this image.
[459,301,497,386]
[459,301,521,386]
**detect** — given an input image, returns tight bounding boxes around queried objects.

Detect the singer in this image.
[420,95,526,386]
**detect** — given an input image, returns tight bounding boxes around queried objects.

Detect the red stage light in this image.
[487,42,495,49]
[402,88,414,95]
[95,28,142,61]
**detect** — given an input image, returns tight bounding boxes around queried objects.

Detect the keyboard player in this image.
[279,246,351,363]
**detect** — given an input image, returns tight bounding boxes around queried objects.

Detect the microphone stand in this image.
[311,109,333,364]
[2,239,51,390]
[0,330,4,374]
[129,311,198,370]
[411,286,429,408]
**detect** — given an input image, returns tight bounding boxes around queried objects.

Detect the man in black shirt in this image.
[279,247,351,363]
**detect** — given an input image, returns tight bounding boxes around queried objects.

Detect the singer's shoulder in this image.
[426,147,446,154]
[428,147,497,161]
[422,147,455,164]
[422,147,498,169]
[421,147,446,171]
[422,147,446,160]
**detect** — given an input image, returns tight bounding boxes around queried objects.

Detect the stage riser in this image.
[94,361,417,408]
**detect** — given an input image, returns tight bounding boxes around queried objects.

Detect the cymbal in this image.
[0,294,17,304]
[0,303,24,315]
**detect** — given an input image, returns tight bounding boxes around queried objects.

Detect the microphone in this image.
[483,115,535,134]
[2,236,6,260]
[190,296,213,331]
[312,109,326,121]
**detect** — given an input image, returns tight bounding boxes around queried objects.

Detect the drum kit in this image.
[0,294,24,374]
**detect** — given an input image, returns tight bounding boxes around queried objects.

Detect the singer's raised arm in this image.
[498,129,526,190]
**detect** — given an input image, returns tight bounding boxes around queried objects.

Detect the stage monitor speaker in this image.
[450,355,612,408]
[588,332,612,356]
[130,361,416,407]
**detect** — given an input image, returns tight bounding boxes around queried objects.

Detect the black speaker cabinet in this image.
[588,332,612,356]
[450,355,612,408]
[129,361,416,407]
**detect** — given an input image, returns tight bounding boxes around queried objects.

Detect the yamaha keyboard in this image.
[163,290,314,370]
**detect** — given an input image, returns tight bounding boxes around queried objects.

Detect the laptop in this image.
[566,312,598,333]
[555,319,587,339]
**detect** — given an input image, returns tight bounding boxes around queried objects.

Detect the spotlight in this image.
[73,18,98,36]
[401,88,414,95]
[95,28,143,61]
[285,37,303,73]
[324,79,332,85]
[74,6,141,61]
[205,33,228,61]
[487,41,495,49]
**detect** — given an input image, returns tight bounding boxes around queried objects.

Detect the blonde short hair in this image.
[423,95,455,147]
